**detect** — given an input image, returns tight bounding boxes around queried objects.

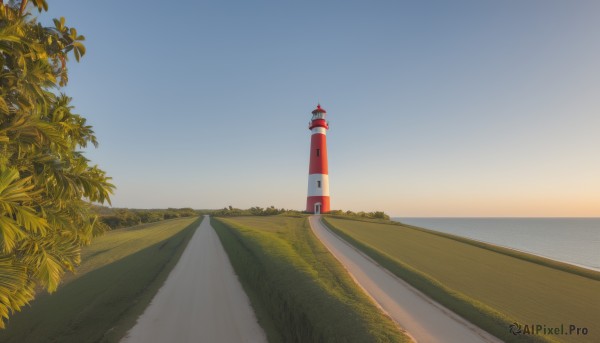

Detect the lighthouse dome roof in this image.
[312,104,327,114]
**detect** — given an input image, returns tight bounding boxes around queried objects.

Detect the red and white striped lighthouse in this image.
[306,104,330,214]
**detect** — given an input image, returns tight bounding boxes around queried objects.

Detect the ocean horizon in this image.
[392,217,600,271]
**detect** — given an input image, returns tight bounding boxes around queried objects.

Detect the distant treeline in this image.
[211,205,390,220]
[93,206,209,229]
[94,205,391,229]
[211,206,304,217]
[327,210,390,220]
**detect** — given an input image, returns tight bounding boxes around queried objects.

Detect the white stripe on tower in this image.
[307,174,330,196]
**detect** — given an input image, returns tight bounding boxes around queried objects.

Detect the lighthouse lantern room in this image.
[306,104,330,214]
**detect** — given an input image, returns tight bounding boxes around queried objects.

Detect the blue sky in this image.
[41,1,599,216]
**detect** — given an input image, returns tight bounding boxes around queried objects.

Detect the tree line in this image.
[96,206,391,226]
[327,209,390,220]
[211,205,390,220]
[93,206,205,229]
[210,205,304,217]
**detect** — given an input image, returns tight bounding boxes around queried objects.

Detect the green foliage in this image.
[327,209,390,220]
[211,205,304,217]
[212,216,409,343]
[0,2,113,328]
[211,206,392,219]
[92,206,203,229]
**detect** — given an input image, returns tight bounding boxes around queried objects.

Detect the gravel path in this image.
[121,216,267,343]
[309,215,502,343]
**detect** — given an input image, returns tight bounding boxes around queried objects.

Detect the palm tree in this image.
[0,1,114,328]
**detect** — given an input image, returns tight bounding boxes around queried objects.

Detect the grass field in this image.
[323,217,600,343]
[0,216,201,343]
[212,215,410,343]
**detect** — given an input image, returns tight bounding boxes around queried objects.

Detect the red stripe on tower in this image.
[306,104,330,214]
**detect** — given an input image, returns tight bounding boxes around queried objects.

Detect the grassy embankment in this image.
[323,217,600,343]
[0,216,201,343]
[211,215,410,343]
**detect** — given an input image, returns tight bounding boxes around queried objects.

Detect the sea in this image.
[392,218,600,271]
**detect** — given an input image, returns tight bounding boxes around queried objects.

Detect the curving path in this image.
[309,216,502,343]
[121,216,267,343]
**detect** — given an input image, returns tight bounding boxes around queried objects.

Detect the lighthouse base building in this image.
[306,196,330,215]
[306,104,330,214]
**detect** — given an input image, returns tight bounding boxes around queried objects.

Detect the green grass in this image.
[323,217,600,343]
[0,216,201,343]
[211,215,410,343]
[396,220,600,281]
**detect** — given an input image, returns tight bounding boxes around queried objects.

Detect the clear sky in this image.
[42,1,599,217]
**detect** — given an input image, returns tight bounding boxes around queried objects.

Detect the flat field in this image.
[0,216,201,343]
[212,215,410,343]
[324,217,600,343]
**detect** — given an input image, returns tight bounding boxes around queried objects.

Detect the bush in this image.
[327,209,390,220]
[95,207,202,229]
[211,206,304,217]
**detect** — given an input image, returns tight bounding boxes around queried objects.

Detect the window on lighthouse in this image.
[316,149,320,157]
[317,181,321,188]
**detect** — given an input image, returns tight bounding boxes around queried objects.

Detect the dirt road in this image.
[309,216,501,343]
[121,216,267,343]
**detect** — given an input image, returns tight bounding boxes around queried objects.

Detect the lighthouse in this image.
[306,104,330,214]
